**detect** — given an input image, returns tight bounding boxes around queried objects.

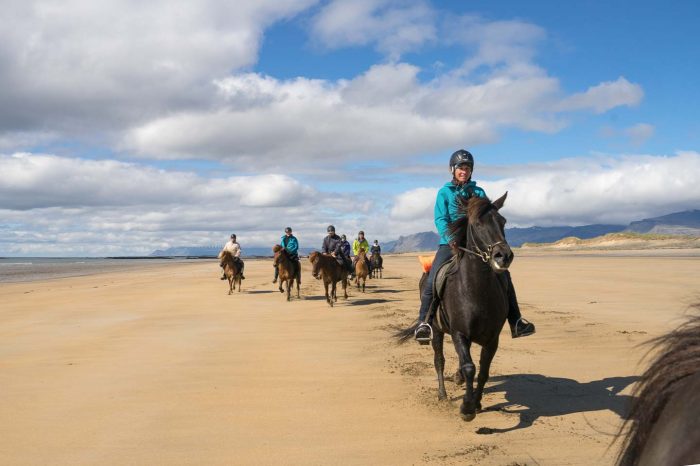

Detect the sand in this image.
[1,251,699,465]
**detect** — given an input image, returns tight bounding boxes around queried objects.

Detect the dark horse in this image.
[396,193,512,422]
[272,245,301,301]
[370,251,383,278]
[616,307,700,466]
[219,250,242,295]
[308,251,348,307]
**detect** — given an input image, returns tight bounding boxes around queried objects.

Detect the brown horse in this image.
[308,251,348,307]
[616,307,700,466]
[355,248,369,292]
[273,245,301,301]
[370,251,383,278]
[219,250,242,294]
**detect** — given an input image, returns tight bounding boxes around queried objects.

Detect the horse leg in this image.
[324,280,332,306]
[432,330,447,400]
[286,278,291,301]
[228,275,233,295]
[342,277,348,299]
[475,339,499,411]
[453,333,477,421]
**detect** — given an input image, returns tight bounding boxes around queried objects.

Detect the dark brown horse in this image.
[273,245,301,301]
[355,248,369,292]
[616,307,700,466]
[370,251,383,278]
[219,250,242,294]
[308,251,348,307]
[396,193,512,422]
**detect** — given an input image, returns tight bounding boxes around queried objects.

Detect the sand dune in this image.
[1,251,699,465]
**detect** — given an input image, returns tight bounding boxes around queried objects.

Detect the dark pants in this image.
[418,244,523,325]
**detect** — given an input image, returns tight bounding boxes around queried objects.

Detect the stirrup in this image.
[511,317,535,338]
[415,322,433,345]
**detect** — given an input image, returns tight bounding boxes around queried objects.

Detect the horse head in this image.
[451,192,513,273]
[308,251,321,278]
[272,244,284,266]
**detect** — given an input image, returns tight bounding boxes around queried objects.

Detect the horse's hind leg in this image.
[453,333,477,421]
[432,330,447,400]
[286,280,291,301]
[475,339,499,411]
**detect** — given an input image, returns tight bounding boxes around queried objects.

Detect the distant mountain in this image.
[505,224,626,247]
[387,231,439,253]
[625,209,700,236]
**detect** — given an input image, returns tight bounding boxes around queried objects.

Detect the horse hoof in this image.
[461,412,476,422]
[438,393,447,401]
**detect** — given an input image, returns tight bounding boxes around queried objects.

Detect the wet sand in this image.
[1,251,699,465]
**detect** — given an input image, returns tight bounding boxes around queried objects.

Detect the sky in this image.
[1,0,699,256]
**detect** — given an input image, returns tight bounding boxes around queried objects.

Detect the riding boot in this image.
[506,271,535,338]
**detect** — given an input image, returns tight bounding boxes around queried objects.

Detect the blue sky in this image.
[0,0,699,256]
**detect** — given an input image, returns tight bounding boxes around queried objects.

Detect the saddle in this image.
[429,255,459,332]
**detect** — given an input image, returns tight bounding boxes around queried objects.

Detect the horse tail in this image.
[418,255,434,273]
[394,320,420,345]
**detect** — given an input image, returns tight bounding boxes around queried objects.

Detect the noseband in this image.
[458,220,505,264]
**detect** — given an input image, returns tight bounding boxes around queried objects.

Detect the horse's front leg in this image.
[475,338,499,411]
[324,280,332,306]
[228,276,233,295]
[453,332,477,421]
[432,330,447,400]
[342,277,348,299]
[286,279,291,301]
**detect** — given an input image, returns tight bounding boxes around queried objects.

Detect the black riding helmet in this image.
[449,149,474,173]
[327,225,335,233]
[285,226,292,233]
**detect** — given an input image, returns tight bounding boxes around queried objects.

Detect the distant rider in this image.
[322,225,354,278]
[370,240,381,256]
[219,233,245,280]
[414,149,534,343]
[352,230,371,273]
[273,226,299,284]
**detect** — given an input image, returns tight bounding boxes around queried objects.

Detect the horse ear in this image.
[492,191,507,210]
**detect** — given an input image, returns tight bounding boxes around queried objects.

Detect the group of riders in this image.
[219,148,535,345]
[219,227,382,283]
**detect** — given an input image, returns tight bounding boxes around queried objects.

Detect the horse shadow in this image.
[470,373,638,433]
[247,290,275,295]
[349,298,394,306]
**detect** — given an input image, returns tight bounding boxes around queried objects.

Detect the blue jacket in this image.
[280,234,298,256]
[435,180,486,245]
[340,240,351,257]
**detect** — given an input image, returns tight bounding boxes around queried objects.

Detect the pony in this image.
[355,248,369,292]
[370,251,383,278]
[308,251,348,307]
[272,245,301,301]
[219,250,242,295]
[396,193,513,422]
[616,308,700,466]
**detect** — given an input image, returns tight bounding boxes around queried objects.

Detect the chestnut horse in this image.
[355,248,369,292]
[219,250,242,294]
[308,251,348,307]
[273,245,301,301]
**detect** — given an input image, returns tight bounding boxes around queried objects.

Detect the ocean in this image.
[0,257,207,283]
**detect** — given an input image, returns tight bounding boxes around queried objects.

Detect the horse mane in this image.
[617,305,700,465]
[447,195,493,247]
[273,244,283,253]
[220,250,234,261]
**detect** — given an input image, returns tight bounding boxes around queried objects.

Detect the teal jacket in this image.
[280,234,299,256]
[435,180,486,245]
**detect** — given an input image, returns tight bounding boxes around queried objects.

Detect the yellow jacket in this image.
[352,238,370,256]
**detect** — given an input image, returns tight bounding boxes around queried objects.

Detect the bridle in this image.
[458,219,505,264]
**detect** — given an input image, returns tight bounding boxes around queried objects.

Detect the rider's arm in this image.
[434,188,451,240]
[352,240,359,256]
[322,237,329,254]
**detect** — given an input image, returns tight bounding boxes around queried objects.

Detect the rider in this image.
[322,225,354,278]
[414,149,535,343]
[273,226,299,284]
[352,230,371,272]
[219,233,245,280]
[370,240,381,256]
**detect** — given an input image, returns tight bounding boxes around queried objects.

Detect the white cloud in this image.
[386,152,700,229]
[310,0,436,59]
[0,0,318,138]
[624,123,655,146]
[556,77,643,113]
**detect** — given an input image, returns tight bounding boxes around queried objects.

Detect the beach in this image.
[1,251,699,465]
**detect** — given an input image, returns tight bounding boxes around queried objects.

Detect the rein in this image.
[458,221,504,263]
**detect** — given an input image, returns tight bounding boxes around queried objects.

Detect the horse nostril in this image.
[494,252,504,261]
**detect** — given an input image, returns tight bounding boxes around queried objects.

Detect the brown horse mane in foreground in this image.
[616,305,700,465]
